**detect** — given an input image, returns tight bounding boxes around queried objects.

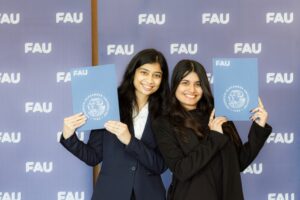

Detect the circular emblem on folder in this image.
[223,85,249,112]
[82,93,109,120]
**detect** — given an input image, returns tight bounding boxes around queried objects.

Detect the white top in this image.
[132,103,149,140]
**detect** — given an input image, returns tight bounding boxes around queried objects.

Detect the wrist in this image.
[125,135,132,145]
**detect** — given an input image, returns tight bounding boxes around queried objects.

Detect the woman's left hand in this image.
[250,98,268,127]
[209,109,228,134]
[104,121,132,145]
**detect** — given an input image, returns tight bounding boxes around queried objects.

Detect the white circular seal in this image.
[82,93,109,120]
[223,85,249,113]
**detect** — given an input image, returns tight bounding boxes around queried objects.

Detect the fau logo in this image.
[266,73,293,84]
[215,59,230,67]
[0,192,21,200]
[242,163,263,174]
[0,132,21,143]
[0,73,20,84]
[57,72,71,83]
[0,13,20,24]
[25,102,53,113]
[26,161,53,173]
[25,42,52,54]
[234,43,262,54]
[267,132,294,144]
[202,13,229,24]
[170,43,198,55]
[73,70,88,76]
[266,12,294,24]
[138,14,165,25]
[107,44,134,55]
[57,192,84,200]
[268,193,295,200]
[57,131,85,142]
[56,12,83,24]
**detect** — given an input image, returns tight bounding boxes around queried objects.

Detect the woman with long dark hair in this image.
[60,49,170,200]
[153,59,272,200]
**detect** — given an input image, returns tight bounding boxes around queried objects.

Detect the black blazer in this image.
[61,116,166,200]
[153,115,272,200]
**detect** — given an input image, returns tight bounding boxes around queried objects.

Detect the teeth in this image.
[142,85,152,90]
[185,94,196,98]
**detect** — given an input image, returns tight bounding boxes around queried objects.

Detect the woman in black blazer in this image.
[60,49,170,200]
[153,59,272,200]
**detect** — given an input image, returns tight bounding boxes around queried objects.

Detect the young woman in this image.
[153,59,272,200]
[60,49,170,200]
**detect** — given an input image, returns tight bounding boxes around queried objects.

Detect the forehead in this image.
[137,63,162,73]
[182,71,199,81]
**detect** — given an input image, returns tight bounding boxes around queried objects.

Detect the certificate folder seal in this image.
[213,58,258,121]
[71,64,120,131]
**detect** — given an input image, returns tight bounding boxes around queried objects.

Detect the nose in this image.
[188,84,196,92]
[146,75,154,84]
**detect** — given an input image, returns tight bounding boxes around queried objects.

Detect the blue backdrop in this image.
[0,0,299,200]
[98,1,299,200]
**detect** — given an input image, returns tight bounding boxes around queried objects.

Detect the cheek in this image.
[133,76,140,89]
[198,89,203,99]
[154,78,162,88]
[175,88,181,100]
[157,79,163,86]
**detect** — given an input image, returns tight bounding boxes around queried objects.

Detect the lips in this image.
[141,81,155,91]
[183,93,197,99]
[142,84,154,91]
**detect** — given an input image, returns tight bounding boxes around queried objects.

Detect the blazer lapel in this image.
[140,116,156,148]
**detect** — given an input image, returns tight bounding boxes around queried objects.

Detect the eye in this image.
[140,70,148,76]
[153,73,162,79]
[180,80,189,86]
[195,82,201,87]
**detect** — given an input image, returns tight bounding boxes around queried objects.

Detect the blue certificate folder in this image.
[213,58,258,121]
[71,64,120,131]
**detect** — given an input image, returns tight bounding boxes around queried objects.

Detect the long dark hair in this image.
[169,59,213,140]
[169,59,241,146]
[118,49,170,131]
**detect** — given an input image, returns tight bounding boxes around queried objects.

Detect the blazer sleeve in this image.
[153,117,229,182]
[60,129,103,166]
[124,133,166,175]
[235,122,272,171]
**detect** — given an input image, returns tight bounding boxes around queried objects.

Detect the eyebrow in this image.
[139,67,162,74]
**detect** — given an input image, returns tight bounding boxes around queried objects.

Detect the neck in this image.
[136,94,149,112]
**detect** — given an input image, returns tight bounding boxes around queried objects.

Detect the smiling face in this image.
[175,71,203,110]
[133,63,163,100]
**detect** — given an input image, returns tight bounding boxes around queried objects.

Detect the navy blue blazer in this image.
[60,116,166,200]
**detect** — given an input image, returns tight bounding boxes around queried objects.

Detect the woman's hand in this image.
[62,113,87,139]
[208,109,228,134]
[104,121,132,145]
[250,98,268,127]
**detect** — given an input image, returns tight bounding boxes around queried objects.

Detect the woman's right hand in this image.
[208,109,228,134]
[62,113,87,139]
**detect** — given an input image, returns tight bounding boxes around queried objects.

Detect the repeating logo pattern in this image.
[0,1,298,200]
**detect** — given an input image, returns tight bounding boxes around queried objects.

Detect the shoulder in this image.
[152,115,173,136]
[153,115,170,128]
[222,121,239,134]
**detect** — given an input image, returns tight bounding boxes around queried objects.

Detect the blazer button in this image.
[131,166,136,171]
